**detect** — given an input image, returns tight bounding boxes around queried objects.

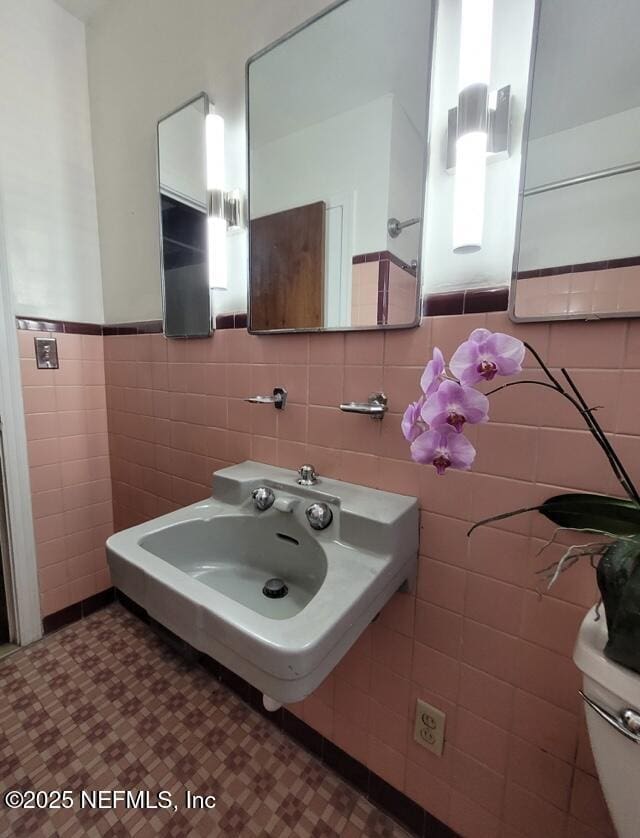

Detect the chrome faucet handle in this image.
[251,486,275,511]
[244,387,287,410]
[297,464,318,486]
[306,502,333,530]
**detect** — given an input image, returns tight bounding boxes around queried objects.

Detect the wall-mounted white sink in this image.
[106,461,418,706]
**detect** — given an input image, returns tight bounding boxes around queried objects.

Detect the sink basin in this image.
[106,461,418,704]
[139,515,327,619]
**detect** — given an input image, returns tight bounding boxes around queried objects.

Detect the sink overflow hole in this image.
[276,533,299,545]
[263,578,289,599]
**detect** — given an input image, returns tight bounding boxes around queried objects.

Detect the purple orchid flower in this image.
[410,426,476,474]
[420,347,445,397]
[421,379,489,433]
[401,398,426,442]
[450,328,525,385]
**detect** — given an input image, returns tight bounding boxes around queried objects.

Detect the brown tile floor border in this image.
[116,592,457,838]
[32,592,458,837]
[0,600,450,838]
[42,588,115,634]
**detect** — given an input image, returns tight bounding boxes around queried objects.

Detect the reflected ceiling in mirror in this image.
[511,0,640,322]
[247,0,435,333]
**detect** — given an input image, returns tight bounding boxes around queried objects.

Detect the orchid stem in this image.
[486,380,609,419]
[486,379,560,397]
[521,342,639,506]
[560,367,640,505]
[485,343,639,505]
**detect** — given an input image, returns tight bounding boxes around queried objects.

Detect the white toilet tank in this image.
[574,607,640,838]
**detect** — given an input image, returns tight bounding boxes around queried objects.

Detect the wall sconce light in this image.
[205,110,245,290]
[448,0,510,254]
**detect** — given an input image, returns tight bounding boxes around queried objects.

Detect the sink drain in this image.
[262,578,288,599]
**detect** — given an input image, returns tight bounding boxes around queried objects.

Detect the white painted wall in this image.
[87,0,535,317]
[0,0,104,322]
[251,95,393,255]
[387,97,424,265]
[422,0,536,294]
[520,107,640,270]
[158,100,207,209]
[87,0,331,322]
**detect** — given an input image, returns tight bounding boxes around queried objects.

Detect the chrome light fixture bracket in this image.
[446,84,511,173]
[208,188,245,231]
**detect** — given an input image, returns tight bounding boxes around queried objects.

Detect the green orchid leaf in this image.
[467,493,640,538]
[539,494,640,537]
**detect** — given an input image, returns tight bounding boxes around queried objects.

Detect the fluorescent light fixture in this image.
[206,112,224,192]
[205,111,227,289]
[453,132,487,253]
[452,0,493,254]
[458,0,493,90]
[208,215,228,292]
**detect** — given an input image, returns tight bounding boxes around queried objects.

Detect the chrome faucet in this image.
[251,486,275,511]
[297,464,318,486]
[306,502,333,530]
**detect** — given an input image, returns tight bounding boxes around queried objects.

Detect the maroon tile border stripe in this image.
[214,312,248,330]
[102,321,164,335]
[16,288,508,338]
[377,259,389,325]
[353,250,417,277]
[16,317,164,336]
[422,286,509,316]
[16,315,248,335]
[515,254,640,280]
[16,317,104,335]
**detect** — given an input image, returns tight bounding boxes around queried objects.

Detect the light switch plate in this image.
[34,338,59,370]
[414,698,446,756]
[34,337,59,370]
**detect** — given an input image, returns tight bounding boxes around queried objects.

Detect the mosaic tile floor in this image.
[0,604,410,837]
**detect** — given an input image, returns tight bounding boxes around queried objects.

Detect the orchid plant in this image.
[402,329,525,473]
[403,328,640,674]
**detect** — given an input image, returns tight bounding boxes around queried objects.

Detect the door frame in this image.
[0,204,42,646]
[324,191,356,328]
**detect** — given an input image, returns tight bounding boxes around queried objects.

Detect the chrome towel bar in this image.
[524,160,640,197]
[339,392,388,421]
[244,387,287,410]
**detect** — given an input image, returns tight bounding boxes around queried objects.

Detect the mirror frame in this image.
[156,91,213,339]
[245,0,437,334]
[509,0,640,324]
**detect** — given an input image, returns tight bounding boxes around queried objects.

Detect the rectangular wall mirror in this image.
[247,0,435,333]
[158,92,213,338]
[511,0,640,322]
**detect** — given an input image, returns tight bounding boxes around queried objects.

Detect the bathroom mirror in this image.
[511,0,640,321]
[247,0,435,333]
[157,93,212,338]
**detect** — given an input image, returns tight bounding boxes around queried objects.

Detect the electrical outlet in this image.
[414,699,445,756]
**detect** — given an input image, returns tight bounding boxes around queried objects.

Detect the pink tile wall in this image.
[351,262,380,326]
[18,329,113,618]
[515,265,640,318]
[388,263,418,325]
[100,314,640,837]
